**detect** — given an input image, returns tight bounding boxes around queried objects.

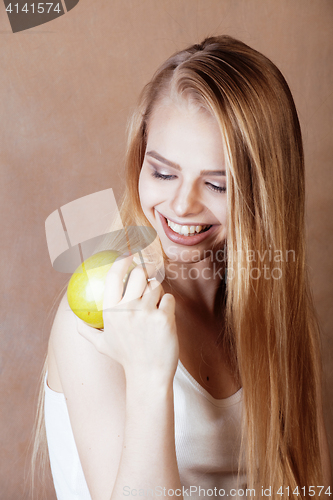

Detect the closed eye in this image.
[151,170,226,193]
[151,171,176,181]
[206,183,226,193]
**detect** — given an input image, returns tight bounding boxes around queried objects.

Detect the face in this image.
[138,98,228,263]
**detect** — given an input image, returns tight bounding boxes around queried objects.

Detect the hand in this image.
[76,254,179,386]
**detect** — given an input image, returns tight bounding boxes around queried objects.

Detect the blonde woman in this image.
[33,35,332,500]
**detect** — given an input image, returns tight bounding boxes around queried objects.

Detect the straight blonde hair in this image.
[32,35,325,498]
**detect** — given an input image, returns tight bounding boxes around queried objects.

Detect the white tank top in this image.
[44,361,247,500]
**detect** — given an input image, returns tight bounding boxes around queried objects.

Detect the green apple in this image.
[67,250,136,329]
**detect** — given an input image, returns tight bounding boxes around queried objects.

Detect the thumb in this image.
[158,292,175,315]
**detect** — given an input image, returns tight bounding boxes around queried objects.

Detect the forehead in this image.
[146,98,226,168]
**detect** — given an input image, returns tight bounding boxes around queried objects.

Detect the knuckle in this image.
[133,263,156,279]
[129,266,144,278]
[135,265,151,278]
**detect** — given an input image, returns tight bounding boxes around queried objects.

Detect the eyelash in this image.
[151,170,226,193]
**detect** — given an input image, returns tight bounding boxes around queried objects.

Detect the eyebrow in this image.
[146,150,226,176]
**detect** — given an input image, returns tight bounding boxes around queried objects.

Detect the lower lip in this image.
[157,212,219,247]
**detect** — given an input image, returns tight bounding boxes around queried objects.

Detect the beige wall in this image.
[0,1,332,497]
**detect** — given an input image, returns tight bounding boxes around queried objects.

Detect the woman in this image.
[32,35,332,500]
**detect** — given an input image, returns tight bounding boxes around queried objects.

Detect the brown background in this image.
[0,0,332,498]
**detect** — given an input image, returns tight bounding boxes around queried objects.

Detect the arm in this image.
[49,258,182,500]
[49,293,127,499]
[111,374,181,498]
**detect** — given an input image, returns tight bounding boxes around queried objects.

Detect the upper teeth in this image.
[167,219,211,236]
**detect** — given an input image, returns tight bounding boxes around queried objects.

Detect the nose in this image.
[169,180,203,218]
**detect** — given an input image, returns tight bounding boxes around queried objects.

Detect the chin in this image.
[161,243,208,264]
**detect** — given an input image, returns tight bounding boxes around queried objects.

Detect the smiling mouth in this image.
[156,211,219,246]
[166,217,213,236]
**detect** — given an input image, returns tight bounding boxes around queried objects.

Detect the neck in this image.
[163,256,227,318]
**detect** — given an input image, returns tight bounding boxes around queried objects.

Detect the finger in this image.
[121,265,148,303]
[76,316,103,351]
[121,263,157,304]
[103,254,134,309]
[157,292,176,315]
[140,279,164,309]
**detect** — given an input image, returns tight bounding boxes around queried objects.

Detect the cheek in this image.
[139,171,164,211]
[214,197,228,223]
[212,202,228,241]
[218,205,228,226]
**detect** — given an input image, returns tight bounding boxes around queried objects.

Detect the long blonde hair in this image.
[32,35,325,498]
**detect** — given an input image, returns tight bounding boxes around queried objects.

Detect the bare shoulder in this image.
[48,291,126,400]
[47,291,126,500]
